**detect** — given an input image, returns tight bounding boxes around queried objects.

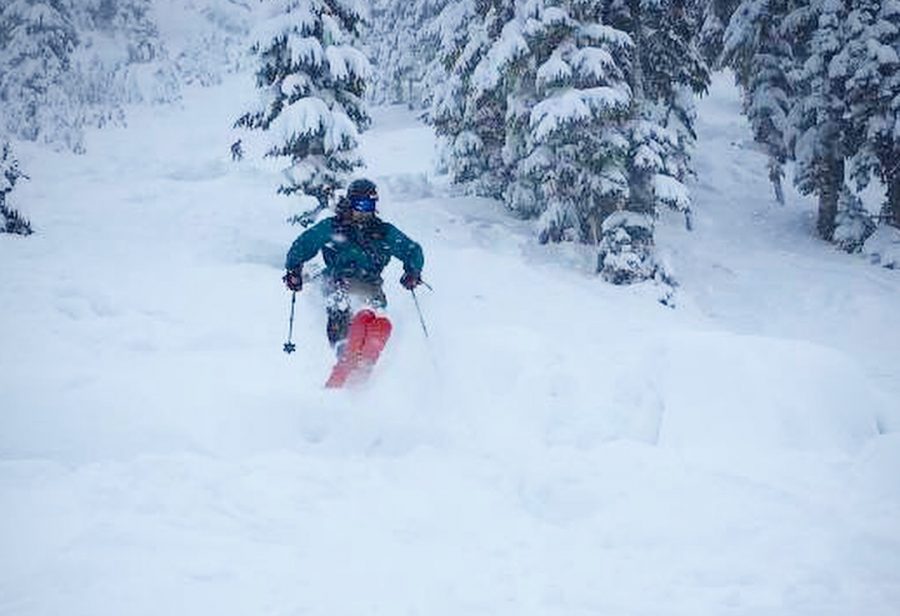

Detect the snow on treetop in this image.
[323,109,359,153]
[269,96,332,143]
[321,13,347,45]
[722,0,766,58]
[634,143,664,171]
[471,21,527,96]
[288,34,325,68]
[571,47,619,82]
[452,130,484,155]
[577,23,633,49]
[540,6,572,28]
[866,38,900,65]
[536,53,573,90]
[325,46,370,82]
[518,144,553,175]
[530,87,630,141]
[332,0,367,21]
[595,168,629,194]
[426,0,473,52]
[780,5,816,38]
[3,0,67,29]
[601,210,653,232]
[652,174,691,212]
[520,4,574,39]
[281,73,312,97]
[266,95,359,157]
[253,5,317,49]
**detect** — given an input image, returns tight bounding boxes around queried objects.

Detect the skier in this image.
[282,178,424,385]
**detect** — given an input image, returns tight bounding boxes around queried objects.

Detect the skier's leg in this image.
[327,309,350,348]
[366,282,388,311]
[357,282,391,369]
[324,277,351,351]
[325,309,376,388]
[325,280,390,387]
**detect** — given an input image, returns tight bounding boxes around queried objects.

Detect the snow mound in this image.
[658,332,883,454]
[862,224,900,269]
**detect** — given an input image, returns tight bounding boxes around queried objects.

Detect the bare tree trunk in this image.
[887,168,900,230]
[627,0,654,216]
[817,155,843,241]
[629,3,645,104]
[768,157,785,206]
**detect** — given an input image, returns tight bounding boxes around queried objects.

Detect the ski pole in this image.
[410,287,441,378]
[283,291,297,354]
[410,288,429,339]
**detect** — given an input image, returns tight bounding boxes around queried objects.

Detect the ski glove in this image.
[283,269,303,292]
[400,270,421,290]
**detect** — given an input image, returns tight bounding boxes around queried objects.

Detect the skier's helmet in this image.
[347,178,378,213]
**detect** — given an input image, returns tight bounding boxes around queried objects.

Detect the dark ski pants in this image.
[323,277,387,346]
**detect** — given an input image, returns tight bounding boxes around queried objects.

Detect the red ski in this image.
[325,309,393,388]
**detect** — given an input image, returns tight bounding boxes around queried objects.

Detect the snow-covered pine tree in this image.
[65,0,179,133]
[722,0,793,204]
[833,185,876,251]
[153,0,254,87]
[366,0,409,104]
[491,1,632,245]
[0,141,32,236]
[367,0,451,108]
[599,0,710,285]
[0,0,80,149]
[836,0,900,231]
[0,0,188,152]
[697,0,741,65]
[783,0,853,241]
[430,0,513,200]
[416,0,467,109]
[235,0,371,217]
[74,0,163,73]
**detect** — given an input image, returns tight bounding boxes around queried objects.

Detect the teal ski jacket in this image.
[285,216,424,285]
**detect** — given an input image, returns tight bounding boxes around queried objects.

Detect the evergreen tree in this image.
[367,0,452,108]
[0,142,32,236]
[235,0,371,216]
[0,0,191,152]
[417,0,467,109]
[367,0,408,104]
[154,0,254,87]
[431,0,513,200]
[496,0,633,244]
[836,0,900,230]
[77,0,161,67]
[0,0,80,149]
[432,0,708,288]
[722,0,793,204]
[697,0,741,65]
[783,0,853,241]
[66,0,179,132]
[599,0,710,285]
[833,185,875,251]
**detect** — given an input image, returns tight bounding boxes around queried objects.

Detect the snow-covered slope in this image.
[2,73,899,615]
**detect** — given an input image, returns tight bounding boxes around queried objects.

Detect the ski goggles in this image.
[349,195,378,212]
